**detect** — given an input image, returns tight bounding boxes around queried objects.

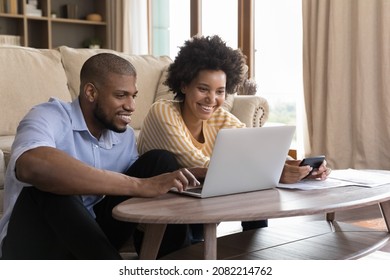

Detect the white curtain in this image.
[302,0,390,169]
[125,0,149,54]
[107,0,149,54]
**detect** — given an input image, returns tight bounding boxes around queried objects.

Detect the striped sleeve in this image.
[207,107,246,129]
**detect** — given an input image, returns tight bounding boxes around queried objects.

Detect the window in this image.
[151,0,237,57]
[150,0,303,154]
[254,0,303,152]
[151,0,190,58]
[202,0,238,48]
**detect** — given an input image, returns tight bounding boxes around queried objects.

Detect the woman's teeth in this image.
[200,105,213,111]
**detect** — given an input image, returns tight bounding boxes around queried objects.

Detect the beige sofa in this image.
[0,45,269,222]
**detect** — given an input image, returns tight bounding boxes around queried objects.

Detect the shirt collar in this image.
[70,98,121,149]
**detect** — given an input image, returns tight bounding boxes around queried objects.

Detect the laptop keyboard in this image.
[186,187,202,194]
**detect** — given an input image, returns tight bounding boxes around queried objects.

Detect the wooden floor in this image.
[217,203,390,259]
[272,203,390,254]
[122,203,390,259]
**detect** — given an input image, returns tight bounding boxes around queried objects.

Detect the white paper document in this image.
[328,169,390,187]
[278,169,390,190]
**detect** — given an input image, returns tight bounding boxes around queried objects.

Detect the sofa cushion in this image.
[0,135,14,193]
[0,46,71,136]
[59,46,172,130]
[221,93,236,111]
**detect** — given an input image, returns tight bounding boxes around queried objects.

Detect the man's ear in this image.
[84,83,97,103]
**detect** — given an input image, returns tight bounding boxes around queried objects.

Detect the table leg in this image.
[203,223,217,260]
[326,212,335,221]
[139,223,167,260]
[379,200,390,232]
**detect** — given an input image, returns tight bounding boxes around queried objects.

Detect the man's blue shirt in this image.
[0,97,138,254]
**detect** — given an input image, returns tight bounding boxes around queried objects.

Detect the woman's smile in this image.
[197,103,216,114]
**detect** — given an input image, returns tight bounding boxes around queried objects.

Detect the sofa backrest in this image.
[58,46,173,131]
[0,46,71,137]
[0,45,173,137]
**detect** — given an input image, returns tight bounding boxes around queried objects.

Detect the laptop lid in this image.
[175,125,296,198]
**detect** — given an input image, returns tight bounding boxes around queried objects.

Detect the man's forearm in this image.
[15,146,140,196]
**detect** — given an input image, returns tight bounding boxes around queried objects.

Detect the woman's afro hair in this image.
[165,35,247,100]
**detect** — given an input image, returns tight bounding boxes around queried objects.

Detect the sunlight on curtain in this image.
[126,0,148,54]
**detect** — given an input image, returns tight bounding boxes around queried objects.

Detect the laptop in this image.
[171,125,296,198]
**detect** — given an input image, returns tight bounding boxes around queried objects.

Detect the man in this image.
[0,53,199,259]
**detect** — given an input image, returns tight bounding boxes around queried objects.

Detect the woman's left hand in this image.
[307,160,331,181]
[280,160,331,184]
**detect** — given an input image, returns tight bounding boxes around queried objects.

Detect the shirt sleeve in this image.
[8,101,69,184]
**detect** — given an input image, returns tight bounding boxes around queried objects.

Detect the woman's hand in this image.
[307,160,331,180]
[279,160,331,184]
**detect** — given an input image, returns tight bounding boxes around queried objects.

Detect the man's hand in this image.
[138,168,201,197]
[188,167,208,180]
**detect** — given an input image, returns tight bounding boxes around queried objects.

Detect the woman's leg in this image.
[125,149,182,177]
[241,220,268,231]
[2,187,121,260]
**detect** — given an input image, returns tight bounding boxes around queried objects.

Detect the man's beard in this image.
[93,103,127,134]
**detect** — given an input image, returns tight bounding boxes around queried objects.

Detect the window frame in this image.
[187,0,254,78]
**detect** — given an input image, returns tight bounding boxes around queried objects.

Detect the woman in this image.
[137,35,329,242]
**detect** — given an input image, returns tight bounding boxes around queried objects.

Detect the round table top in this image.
[113,183,390,224]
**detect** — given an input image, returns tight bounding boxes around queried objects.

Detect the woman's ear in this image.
[181,82,187,94]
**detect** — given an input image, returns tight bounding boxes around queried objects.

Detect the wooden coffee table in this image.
[113,182,390,260]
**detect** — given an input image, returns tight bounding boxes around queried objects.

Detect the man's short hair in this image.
[80,53,137,88]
